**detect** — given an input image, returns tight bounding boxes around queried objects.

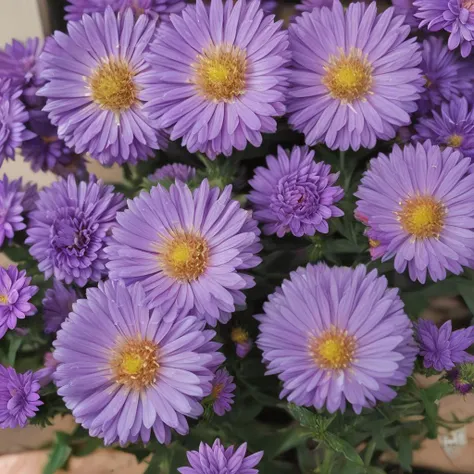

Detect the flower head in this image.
[35,352,59,387]
[26,175,125,286]
[54,280,224,445]
[448,363,474,394]
[178,439,263,474]
[288,1,423,151]
[106,180,262,326]
[143,0,289,159]
[149,164,196,184]
[210,368,235,416]
[257,263,417,413]
[43,280,80,334]
[0,366,42,428]
[231,327,253,358]
[355,141,474,283]
[249,146,344,237]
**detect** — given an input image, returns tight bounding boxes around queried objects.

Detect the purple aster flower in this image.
[231,327,253,358]
[392,0,419,26]
[148,163,196,183]
[447,363,474,394]
[365,228,389,260]
[106,179,262,326]
[178,439,263,474]
[54,279,224,445]
[26,175,125,287]
[417,319,474,371]
[295,0,333,14]
[0,265,38,340]
[248,146,344,237]
[0,366,42,428]
[355,141,474,283]
[256,263,417,414]
[288,1,423,151]
[210,368,235,416]
[43,280,80,334]
[143,0,289,159]
[38,7,167,166]
[35,352,59,387]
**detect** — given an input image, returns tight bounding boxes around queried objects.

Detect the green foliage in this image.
[43,432,73,474]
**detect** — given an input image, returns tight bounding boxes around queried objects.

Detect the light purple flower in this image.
[143,0,289,159]
[248,146,344,237]
[448,364,474,394]
[231,327,253,358]
[26,175,125,287]
[392,0,419,26]
[256,263,417,414]
[38,7,167,166]
[53,279,224,445]
[178,439,263,474]
[295,0,333,14]
[43,280,80,334]
[106,179,262,326]
[288,1,423,151]
[210,368,235,416]
[148,163,196,183]
[355,141,474,283]
[35,352,59,387]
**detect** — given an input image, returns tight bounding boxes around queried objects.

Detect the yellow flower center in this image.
[323,49,373,103]
[112,339,159,390]
[90,60,138,112]
[398,196,445,239]
[447,134,463,148]
[194,44,247,102]
[0,295,8,304]
[423,75,432,88]
[211,383,224,400]
[231,327,249,344]
[310,326,356,370]
[41,135,58,144]
[369,238,380,249]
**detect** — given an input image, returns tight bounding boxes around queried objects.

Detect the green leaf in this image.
[2,244,31,263]
[398,434,413,472]
[367,468,387,474]
[43,432,72,474]
[7,336,22,366]
[144,451,163,474]
[260,426,312,459]
[287,404,335,438]
[324,433,364,466]
[420,382,453,438]
[459,280,474,315]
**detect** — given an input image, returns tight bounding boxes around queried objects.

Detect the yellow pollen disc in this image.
[369,238,380,249]
[161,231,209,282]
[211,383,224,400]
[397,195,445,239]
[0,295,8,304]
[90,60,138,112]
[41,135,58,144]
[323,48,373,103]
[423,75,432,88]
[112,339,159,390]
[231,327,248,344]
[447,134,463,148]
[194,44,247,102]
[310,326,356,370]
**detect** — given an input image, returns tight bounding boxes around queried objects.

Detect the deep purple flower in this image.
[148,163,196,183]
[295,0,333,14]
[0,265,38,340]
[257,263,417,414]
[0,366,42,428]
[143,0,289,159]
[35,352,59,387]
[43,280,80,334]
[210,368,235,416]
[178,439,263,474]
[288,1,423,151]
[248,146,344,237]
[106,180,262,326]
[355,141,474,283]
[26,175,125,287]
[392,0,419,26]
[447,363,474,394]
[231,327,253,358]
[38,7,167,166]
[54,280,224,445]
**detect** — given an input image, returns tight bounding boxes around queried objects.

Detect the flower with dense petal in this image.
[256,263,417,413]
[210,368,235,416]
[54,280,224,445]
[355,141,474,283]
[249,146,344,237]
[392,0,419,26]
[288,1,423,151]
[143,0,289,159]
[148,163,196,184]
[43,280,80,334]
[178,439,263,474]
[38,7,167,166]
[295,0,333,14]
[106,179,262,326]
[26,175,125,286]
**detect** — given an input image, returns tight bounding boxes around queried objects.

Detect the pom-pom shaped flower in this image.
[288,1,423,151]
[143,0,289,159]
[295,0,333,14]
[43,281,80,334]
[417,320,474,371]
[54,280,224,445]
[178,439,263,474]
[106,180,262,326]
[26,175,125,286]
[392,0,419,26]
[0,366,42,428]
[0,265,38,340]
[248,146,344,237]
[355,141,474,283]
[257,263,417,413]
[149,163,196,184]
[38,7,167,166]
[210,368,236,416]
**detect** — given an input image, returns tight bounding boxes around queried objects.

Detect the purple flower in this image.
[0,265,38,340]
[0,366,42,428]
[447,363,474,394]
[143,0,289,159]
[231,327,253,358]
[149,163,196,183]
[210,368,235,416]
[260,0,278,12]
[43,280,80,334]
[392,0,419,26]
[54,280,224,445]
[178,439,263,474]
[35,352,59,387]
[355,141,474,283]
[415,97,474,159]
[288,1,423,151]
[106,180,262,326]
[248,146,344,237]
[365,228,389,260]
[417,320,474,371]
[26,175,125,287]
[295,0,333,14]
[38,7,167,166]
